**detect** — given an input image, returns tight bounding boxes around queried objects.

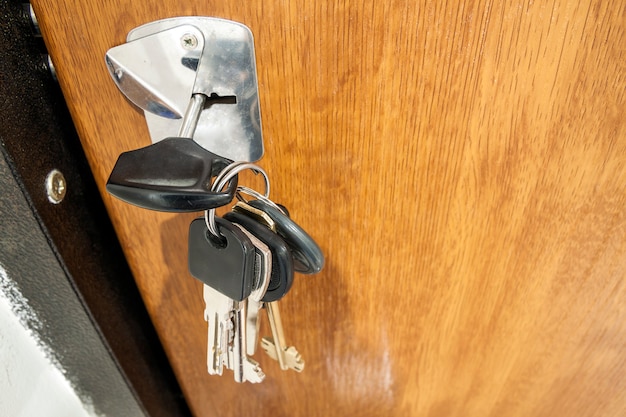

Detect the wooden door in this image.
[33,1,626,416]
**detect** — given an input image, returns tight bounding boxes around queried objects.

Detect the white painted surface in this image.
[0,265,98,417]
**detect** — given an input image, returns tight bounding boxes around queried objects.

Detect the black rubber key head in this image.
[247,199,324,275]
[223,211,294,302]
[106,137,237,212]
[188,217,255,301]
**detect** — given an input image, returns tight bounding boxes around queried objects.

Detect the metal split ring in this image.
[205,162,271,237]
[235,185,287,215]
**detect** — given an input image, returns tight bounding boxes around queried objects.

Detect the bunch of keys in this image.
[103,16,324,384]
[188,162,324,383]
[105,94,323,384]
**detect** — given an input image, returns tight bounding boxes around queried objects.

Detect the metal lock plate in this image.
[105,17,263,162]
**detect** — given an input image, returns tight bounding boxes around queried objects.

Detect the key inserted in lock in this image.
[105,17,264,162]
[106,93,238,212]
[104,17,264,212]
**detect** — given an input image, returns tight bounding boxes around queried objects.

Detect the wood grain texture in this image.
[33,0,626,416]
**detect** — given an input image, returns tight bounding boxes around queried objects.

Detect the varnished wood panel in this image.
[33,0,626,416]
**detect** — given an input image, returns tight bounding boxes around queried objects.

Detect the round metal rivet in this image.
[45,169,67,204]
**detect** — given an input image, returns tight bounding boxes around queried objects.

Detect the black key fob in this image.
[188,217,255,301]
[107,137,237,212]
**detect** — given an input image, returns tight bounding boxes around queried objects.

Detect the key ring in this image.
[205,162,271,237]
[236,185,287,216]
[213,161,271,197]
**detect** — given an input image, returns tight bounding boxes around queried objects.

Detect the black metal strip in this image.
[0,2,192,416]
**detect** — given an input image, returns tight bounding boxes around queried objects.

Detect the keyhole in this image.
[205,92,237,106]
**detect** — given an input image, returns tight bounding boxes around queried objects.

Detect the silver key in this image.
[261,339,305,373]
[262,301,305,372]
[203,284,234,376]
[231,202,304,372]
[233,223,272,355]
[206,283,266,383]
[193,216,257,379]
[218,224,270,383]
[227,300,265,383]
[246,298,265,355]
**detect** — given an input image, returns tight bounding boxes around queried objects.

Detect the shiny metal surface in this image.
[45,169,66,204]
[178,94,206,138]
[106,17,264,162]
[230,300,265,383]
[106,24,203,119]
[205,161,270,237]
